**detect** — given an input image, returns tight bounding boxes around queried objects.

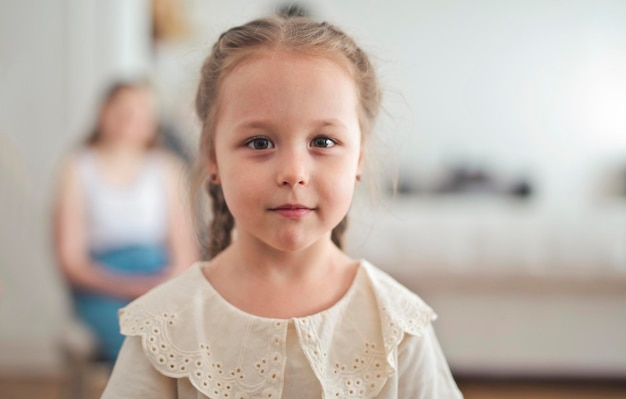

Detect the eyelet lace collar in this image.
[119,261,435,398]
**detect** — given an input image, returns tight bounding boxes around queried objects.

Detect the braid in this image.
[207,181,234,258]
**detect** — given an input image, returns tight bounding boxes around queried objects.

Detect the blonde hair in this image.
[192,16,381,258]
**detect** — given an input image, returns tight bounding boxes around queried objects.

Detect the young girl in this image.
[54,82,198,362]
[102,17,463,398]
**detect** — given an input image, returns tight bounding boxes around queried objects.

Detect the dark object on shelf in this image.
[391,165,534,200]
[510,179,533,199]
[435,167,497,195]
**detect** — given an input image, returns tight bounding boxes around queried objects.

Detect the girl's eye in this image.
[310,136,336,148]
[246,137,274,150]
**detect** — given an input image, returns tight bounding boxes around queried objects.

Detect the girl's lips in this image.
[270,204,314,218]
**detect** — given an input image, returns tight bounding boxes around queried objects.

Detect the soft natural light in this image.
[576,45,626,149]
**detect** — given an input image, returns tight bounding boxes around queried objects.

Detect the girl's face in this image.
[211,51,363,253]
[99,87,157,149]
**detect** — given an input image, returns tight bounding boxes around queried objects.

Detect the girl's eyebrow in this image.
[310,119,348,130]
[231,119,273,132]
[234,119,348,131]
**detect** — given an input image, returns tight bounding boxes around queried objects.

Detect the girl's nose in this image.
[277,151,309,187]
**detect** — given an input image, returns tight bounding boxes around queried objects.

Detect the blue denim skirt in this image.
[72,245,168,362]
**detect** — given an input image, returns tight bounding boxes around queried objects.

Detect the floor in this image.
[1,374,625,399]
[457,378,626,399]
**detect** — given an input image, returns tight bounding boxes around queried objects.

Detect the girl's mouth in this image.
[269,204,314,218]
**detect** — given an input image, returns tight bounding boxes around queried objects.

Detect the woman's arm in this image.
[161,153,199,277]
[53,155,165,298]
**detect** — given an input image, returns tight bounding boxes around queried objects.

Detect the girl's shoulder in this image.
[359,260,437,340]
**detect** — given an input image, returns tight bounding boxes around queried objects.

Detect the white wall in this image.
[0,0,69,374]
[175,0,626,210]
[0,0,151,374]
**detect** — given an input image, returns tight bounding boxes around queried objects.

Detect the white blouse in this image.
[76,149,169,252]
[102,261,463,399]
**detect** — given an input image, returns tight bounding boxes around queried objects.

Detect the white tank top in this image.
[77,149,169,253]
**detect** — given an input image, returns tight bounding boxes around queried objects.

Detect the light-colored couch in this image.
[346,196,626,378]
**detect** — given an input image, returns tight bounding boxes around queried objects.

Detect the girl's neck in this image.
[205,235,359,319]
[225,235,348,283]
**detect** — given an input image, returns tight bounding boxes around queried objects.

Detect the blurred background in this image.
[1,0,626,398]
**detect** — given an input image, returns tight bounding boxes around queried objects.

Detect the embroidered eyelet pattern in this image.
[121,308,285,398]
[118,261,435,399]
[315,263,435,398]
[296,314,391,398]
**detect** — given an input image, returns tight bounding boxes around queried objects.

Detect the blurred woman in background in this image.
[53,81,198,362]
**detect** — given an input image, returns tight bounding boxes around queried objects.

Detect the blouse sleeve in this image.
[101,336,177,399]
[397,323,464,398]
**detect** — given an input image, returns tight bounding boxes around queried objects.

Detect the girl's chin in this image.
[254,236,331,254]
